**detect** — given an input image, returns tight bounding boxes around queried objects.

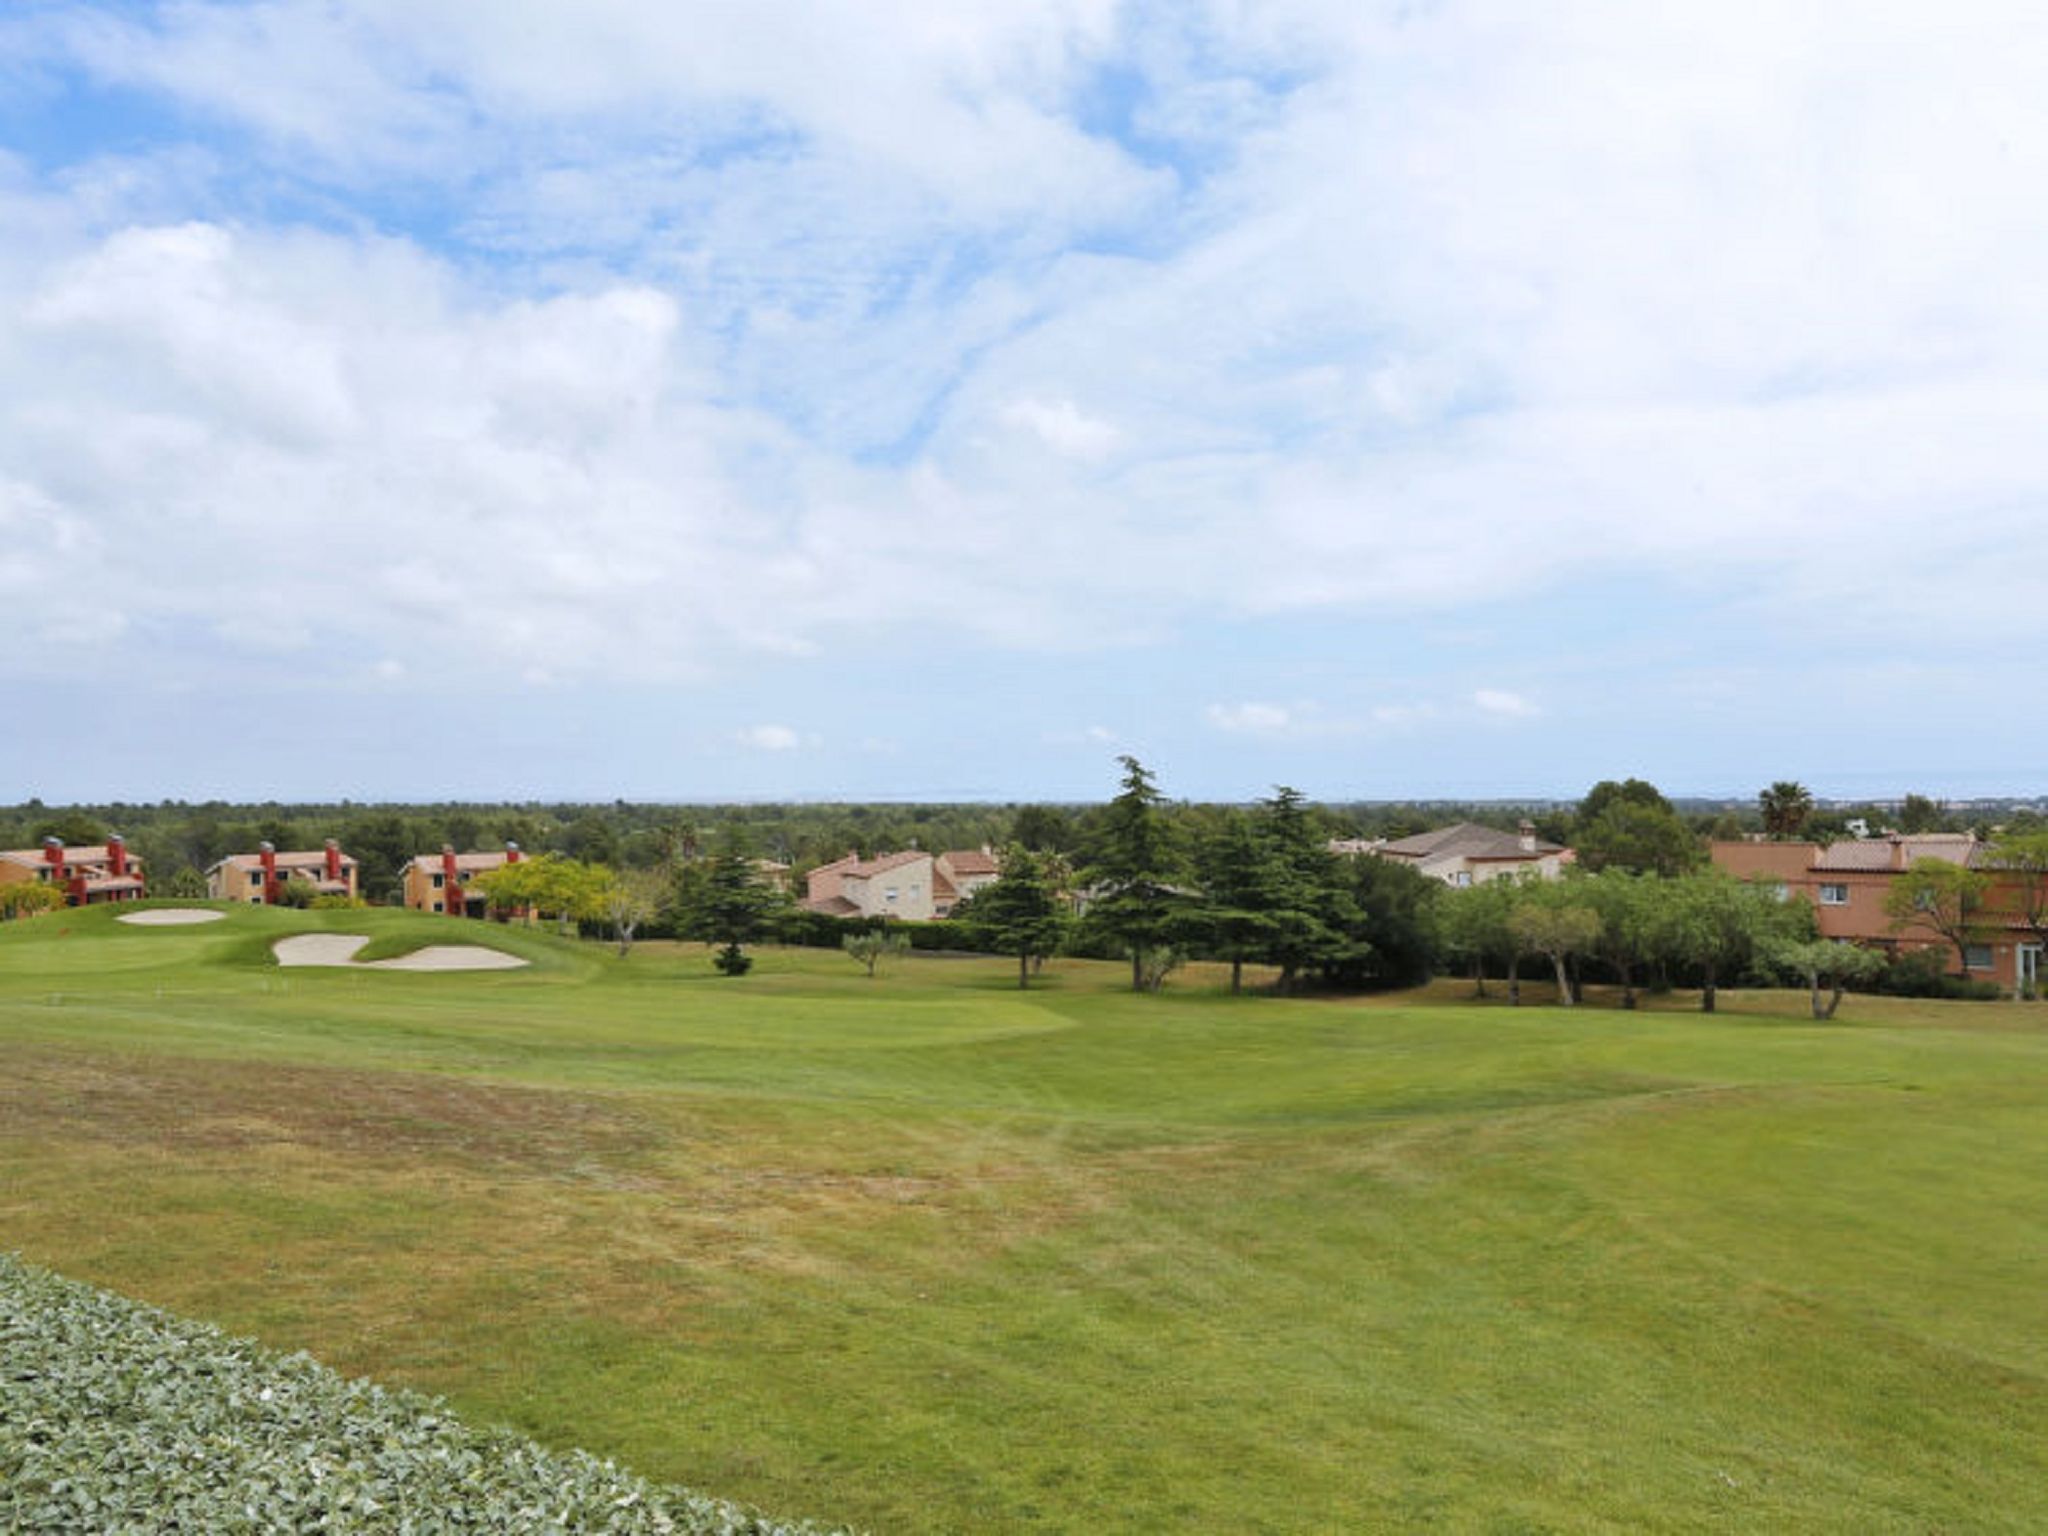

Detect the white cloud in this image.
[737,724,801,752]
[999,397,1121,461]
[2,0,2046,711]
[1206,702,1292,735]
[1473,690,1538,720]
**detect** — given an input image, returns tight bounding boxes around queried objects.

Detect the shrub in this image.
[0,1252,834,1534]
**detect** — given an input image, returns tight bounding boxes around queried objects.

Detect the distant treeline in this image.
[2,787,2029,906]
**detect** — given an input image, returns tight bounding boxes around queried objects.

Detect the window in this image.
[1819,883,1849,905]
[1965,944,1994,971]
[431,901,443,912]
[249,871,263,888]
[1452,871,1473,888]
[431,873,444,889]
[885,886,899,902]
[1772,883,1790,903]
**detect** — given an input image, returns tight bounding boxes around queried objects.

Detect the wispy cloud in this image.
[1473,689,1538,720]
[736,724,801,752]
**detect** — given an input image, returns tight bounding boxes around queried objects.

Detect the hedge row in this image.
[0,1253,843,1534]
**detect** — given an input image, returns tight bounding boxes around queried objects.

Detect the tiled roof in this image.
[1,846,141,871]
[211,850,358,873]
[1377,822,1562,861]
[804,894,861,917]
[842,850,930,879]
[1813,834,1980,872]
[939,849,1000,877]
[407,851,517,873]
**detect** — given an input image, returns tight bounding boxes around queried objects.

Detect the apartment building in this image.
[0,836,146,906]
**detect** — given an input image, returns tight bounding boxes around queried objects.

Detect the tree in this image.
[1187,812,1279,994]
[667,828,790,975]
[956,846,1071,988]
[159,866,208,900]
[1579,870,1656,1008]
[1758,781,1815,840]
[1897,793,1948,834]
[842,928,911,979]
[1081,757,1191,992]
[1508,895,1602,1005]
[1577,778,1673,824]
[1574,799,1704,877]
[600,868,666,957]
[1317,856,1441,992]
[1656,871,1801,1012]
[0,882,64,921]
[1761,937,1886,1020]
[1884,858,1994,974]
[1010,805,1075,853]
[1436,876,1527,1000]
[476,855,608,934]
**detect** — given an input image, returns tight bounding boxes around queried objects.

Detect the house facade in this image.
[400,843,523,916]
[0,837,146,905]
[1355,821,1571,887]
[1710,834,2042,992]
[207,840,359,904]
[804,848,1003,921]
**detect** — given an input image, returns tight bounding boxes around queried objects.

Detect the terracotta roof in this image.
[1,845,137,869]
[1377,823,1563,861]
[939,849,1000,877]
[1813,834,1980,872]
[407,851,517,873]
[841,850,930,879]
[211,850,358,874]
[804,894,861,917]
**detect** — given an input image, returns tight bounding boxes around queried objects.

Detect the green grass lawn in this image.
[4,901,2048,1532]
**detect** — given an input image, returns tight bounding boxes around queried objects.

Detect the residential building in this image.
[804,847,1003,921]
[207,841,358,904]
[401,842,524,916]
[0,837,146,906]
[1710,833,2041,992]
[1356,821,1571,887]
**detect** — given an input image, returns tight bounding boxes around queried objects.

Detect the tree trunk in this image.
[1824,980,1846,1020]
[1618,962,1636,1010]
[1230,957,1243,995]
[1019,951,1030,990]
[1131,951,1144,993]
[1550,951,1574,1004]
[1471,957,1488,999]
[1700,962,1717,1013]
[1509,959,1521,1006]
[1809,971,1826,1020]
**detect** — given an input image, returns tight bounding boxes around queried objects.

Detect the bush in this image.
[0,1252,834,1534]
[713,941,754,976]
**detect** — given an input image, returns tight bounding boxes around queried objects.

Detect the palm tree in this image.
[1758,781,1815,840]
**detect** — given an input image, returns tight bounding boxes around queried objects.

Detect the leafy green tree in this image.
[956,846,1071,989]
[1761,936,1886,1019]
[599,868,666,956]
[1577,778,1672,824]
[1897,793,1948,834]
[1757,781,1815,839]
[1990,831,2048,992]
[1574,800,1704,877]
[842,928,912,979]
[1010,805,1075,853]
[1508,893,1602,1005]
[1081,757,1191,993]
[1579,870,1657,1008]
[1657,871,1803,1012]
[159,866,208,900]
[1317,856,1441,992]
[1884,859,1994,974]
[1436,876,1526,999]
[0,882,64,920]
[30,812,105,847]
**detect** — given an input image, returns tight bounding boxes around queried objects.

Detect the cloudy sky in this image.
[2,2,2044,804]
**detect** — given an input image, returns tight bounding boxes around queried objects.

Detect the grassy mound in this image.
[0,1253,838,1534]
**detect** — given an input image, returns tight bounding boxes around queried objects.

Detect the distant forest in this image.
[5,788,2037,907]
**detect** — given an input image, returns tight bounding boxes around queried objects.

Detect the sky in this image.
[2,1,2045,806]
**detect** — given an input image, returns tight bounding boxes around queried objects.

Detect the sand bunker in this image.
[117,909,227,926]
[272,934,529,972]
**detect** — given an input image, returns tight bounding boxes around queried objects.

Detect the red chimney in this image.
[42,836,63,872]
[67,871,87,906]
[442,846,462,916]
[107,834,127,879]
[324,839,342,883]
[259,841,280,905]
[504,841,522,864]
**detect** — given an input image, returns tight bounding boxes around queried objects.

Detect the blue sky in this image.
[2,1,2045,805]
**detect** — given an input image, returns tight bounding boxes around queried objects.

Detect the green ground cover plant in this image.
[0,1252,830,1534]
[4,902,2048,1532]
